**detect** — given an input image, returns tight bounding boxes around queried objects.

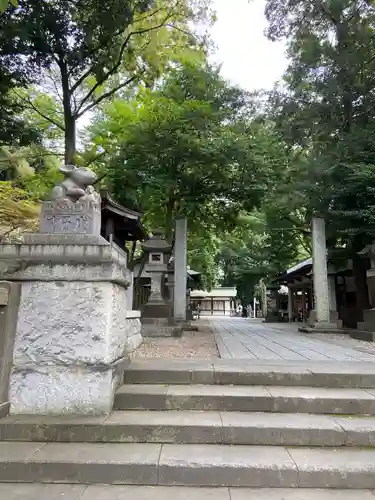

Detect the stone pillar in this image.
[174,217,187,321]
[0,235,142,416]
[310,217,337,329]
[287,286,293,322]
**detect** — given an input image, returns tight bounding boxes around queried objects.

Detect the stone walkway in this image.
[211,317,375,362]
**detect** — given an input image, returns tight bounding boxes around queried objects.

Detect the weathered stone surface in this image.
[4,242,142,415]
[334,416,375,446]
[124,360,214,385]
[0,442,161,484]
[124,358,375,388]
[11,279,139,366]
[267,386,375,414]
[114,384,169,411]
[221,412,345,446]
[213,363,314,386]
[230,489,375,499]
[82,485,230,500]
[14,281,119,366]
[165,385,273,412]
[104,410,223,444]
[0,441,44,459]
[0,483,87,500]
[115,383,375,414]
[40,199,101,236]
[158,444,298,487]
[288,447,375,488]
[6,410,375,446]
[3,485,375,500]
[10,366,120,415]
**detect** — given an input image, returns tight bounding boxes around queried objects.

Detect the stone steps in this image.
[2,484,375,500]
[2,359,375,492]
[1,484,375,500]
[1,442,375,487]
[1,410,375,446]
[124,359,375,387]
[114,383,375,414]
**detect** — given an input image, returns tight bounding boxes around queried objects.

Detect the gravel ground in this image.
[130,322,219,359]
[307,332,375,356]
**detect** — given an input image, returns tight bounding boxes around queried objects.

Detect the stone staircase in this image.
[2,359,375,498]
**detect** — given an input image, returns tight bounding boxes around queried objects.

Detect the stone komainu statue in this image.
[50,164,100,203]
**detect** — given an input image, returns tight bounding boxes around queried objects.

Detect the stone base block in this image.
[263,312,280,323]
[358,309,375,333]
[350,329,375,342]
[299,321,344,334]
[9,364,126,415]
[142,324,182,338]
[308,309,338,327]
[0,238,142,416]
[142,302,172,319]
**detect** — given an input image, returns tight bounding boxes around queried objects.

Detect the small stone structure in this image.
[263,284,280,322]
[0,165,142,415]
[140,232,181,337]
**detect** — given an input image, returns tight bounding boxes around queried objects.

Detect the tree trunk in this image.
[59,59,76,164]
[64,116,76,165]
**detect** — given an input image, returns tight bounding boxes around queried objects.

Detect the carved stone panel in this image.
[40,200,101,236]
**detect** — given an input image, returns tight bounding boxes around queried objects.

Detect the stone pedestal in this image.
[309,217,338,330]
[0,235,142,415]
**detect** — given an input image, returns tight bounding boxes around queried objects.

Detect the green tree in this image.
[265,0,375,313]
[1,0,212,164]
[89,63,280,242]
[0,0,17,13]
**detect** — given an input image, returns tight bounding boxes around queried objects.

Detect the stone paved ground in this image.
[211,317,375,361]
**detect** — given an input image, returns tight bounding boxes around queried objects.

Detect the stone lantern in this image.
[141,231,172,319]
[264,283,280,323]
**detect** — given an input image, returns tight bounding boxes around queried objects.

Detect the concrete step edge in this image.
[124,360,375,387]
[1,411,375,446]
[0,484,374,500]
[114,384,375,414]
[1,442,375,488]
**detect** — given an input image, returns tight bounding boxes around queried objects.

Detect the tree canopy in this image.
[0,0,212,163]
[89,62,286,244]
[263,0,375,309]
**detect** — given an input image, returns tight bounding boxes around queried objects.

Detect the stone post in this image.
[174,217,187,321]
[287,286,293,322]
[310,217,337,329]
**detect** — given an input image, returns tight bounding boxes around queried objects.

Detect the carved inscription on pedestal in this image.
[40,200,101,236]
